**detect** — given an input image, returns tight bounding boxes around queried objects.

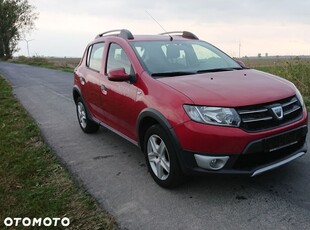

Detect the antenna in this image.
[145,10,173,41]
[239,40,241,58]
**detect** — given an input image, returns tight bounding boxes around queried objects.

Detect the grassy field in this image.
[0,76,117,229]
[9,56,79,72]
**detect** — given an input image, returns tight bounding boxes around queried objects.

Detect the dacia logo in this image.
[271,106,283,120]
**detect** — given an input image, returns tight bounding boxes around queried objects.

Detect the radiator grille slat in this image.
[236,96,302,132]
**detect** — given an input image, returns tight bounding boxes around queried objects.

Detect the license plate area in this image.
[264,126,307,152]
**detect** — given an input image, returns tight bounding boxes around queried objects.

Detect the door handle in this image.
[79,76,86,85]
[101,84,108,95]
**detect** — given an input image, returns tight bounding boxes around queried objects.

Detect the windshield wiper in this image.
[151,71,196,77]
[197,67,243,73]
[151,67,243,77]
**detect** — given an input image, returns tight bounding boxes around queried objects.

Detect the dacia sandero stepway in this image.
[73,29,308,188]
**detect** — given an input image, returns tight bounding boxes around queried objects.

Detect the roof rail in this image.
[95,29,134,40]
[159,31,199,40]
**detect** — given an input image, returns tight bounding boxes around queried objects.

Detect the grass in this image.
[0,76,118,229]
[8,56,77,72]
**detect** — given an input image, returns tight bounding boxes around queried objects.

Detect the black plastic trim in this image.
[137,108,188,171]
[179,142,307,176]
[72,87,96,123]
[242,125,308,154]
[72,86,82,104]
[137,108,176,147]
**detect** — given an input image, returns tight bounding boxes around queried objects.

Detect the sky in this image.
[17,0,310,58]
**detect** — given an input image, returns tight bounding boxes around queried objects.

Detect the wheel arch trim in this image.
[72,86,82,104]
[72,86,95,121]
[137,108,181,151]
[137,108,188,173]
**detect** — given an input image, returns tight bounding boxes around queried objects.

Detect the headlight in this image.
[184,105,241,127]
[295,89,304,107]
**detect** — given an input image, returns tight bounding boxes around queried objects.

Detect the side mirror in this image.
[108,68,130,82]
[235,60,247,68]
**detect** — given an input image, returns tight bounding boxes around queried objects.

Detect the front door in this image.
[100,43,138,140]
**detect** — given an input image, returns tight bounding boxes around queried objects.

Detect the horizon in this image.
[14,54,310,60]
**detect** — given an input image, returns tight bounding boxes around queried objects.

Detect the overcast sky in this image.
[17,0,310,57]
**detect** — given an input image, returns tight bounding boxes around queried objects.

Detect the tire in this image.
[76,97,99,133]
[144,124,184,188]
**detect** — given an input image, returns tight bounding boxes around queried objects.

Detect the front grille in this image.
[236,96,303,132]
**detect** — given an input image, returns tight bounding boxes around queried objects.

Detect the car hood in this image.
[157,69,296,107]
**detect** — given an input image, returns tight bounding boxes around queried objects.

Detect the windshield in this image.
[131,40,242,77]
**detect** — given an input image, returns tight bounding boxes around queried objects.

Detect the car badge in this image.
[271,106,283,120]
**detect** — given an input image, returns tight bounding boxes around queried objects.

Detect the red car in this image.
[73,29,308,188]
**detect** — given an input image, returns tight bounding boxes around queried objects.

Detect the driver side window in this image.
[106,43,132,75]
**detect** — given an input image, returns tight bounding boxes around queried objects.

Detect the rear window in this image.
[86,43,105,72]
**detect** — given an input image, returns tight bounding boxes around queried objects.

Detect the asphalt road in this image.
[1,62,310,230]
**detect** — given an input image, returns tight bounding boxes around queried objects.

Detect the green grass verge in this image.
[0,76,117,229]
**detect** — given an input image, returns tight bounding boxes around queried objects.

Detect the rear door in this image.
[80,42,105,121]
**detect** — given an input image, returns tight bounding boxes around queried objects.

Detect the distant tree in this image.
[0,0,38,60]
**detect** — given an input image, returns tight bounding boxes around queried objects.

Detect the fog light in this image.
[209,159,225,170]
[194,155,229,171]
[210,159,218,168]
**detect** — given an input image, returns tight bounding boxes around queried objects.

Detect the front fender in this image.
[137,108,189,173]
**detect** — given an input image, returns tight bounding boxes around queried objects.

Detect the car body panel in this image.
[157,69,296,107]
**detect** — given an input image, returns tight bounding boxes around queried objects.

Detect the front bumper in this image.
[174,107,308,154]
[177,125,308,176]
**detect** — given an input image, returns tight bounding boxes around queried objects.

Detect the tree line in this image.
[0,0,37,60]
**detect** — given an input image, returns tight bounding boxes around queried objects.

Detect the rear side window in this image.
[86,43,105,72]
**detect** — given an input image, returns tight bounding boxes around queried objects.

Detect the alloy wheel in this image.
[147,134,170,180]
[77,102,87,129]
